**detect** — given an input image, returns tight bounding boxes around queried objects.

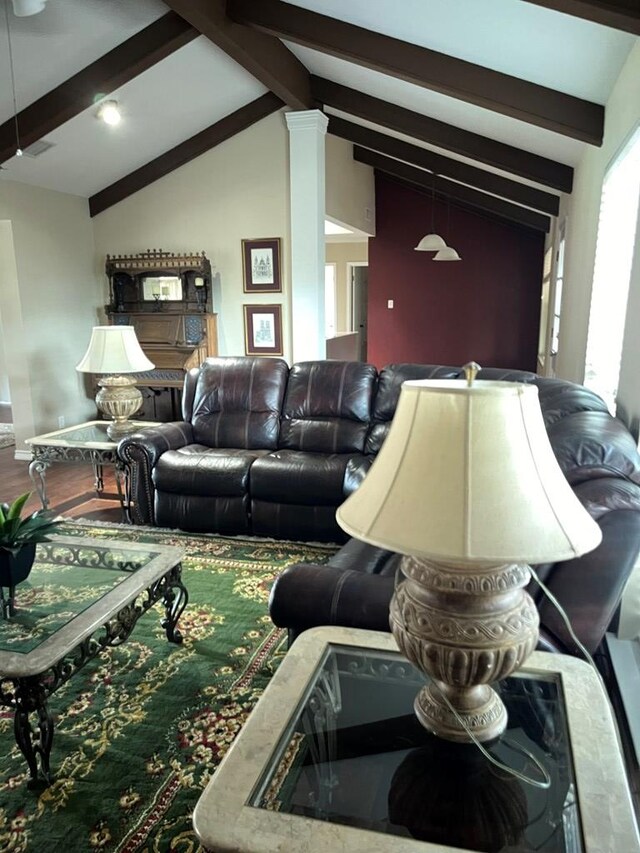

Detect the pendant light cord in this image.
[4,0,22,155]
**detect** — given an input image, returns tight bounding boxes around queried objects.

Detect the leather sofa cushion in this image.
[182,357,289,450]
[251,450,363,504]
[155,493,250,535]
[251,500,347,543]
[475,367,537,382]
[533,377,610,427]
[279,361,377,453]
[152,445,270,496]
[546,411,640,485]
[328,538,401,576]
[365,363,460,455]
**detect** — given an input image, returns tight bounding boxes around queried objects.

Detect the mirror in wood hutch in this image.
[105,249,218,421]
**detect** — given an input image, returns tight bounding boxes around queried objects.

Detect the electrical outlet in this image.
[58,416,65,428]
[387,299,394,309]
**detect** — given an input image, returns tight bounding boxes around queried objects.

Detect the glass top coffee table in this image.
[0,535,187,788]
[25,420,159,522]
[193,626,639,853]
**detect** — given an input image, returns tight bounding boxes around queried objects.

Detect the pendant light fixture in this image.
[4,0,22,157]
[415,172,447,252]
[433,246,462,261]
[433,195,462,262]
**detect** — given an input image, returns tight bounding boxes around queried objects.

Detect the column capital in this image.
[285,110,328,134]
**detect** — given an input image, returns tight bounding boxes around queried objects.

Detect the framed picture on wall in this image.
[242,238,282,293]
[244,304,283,356]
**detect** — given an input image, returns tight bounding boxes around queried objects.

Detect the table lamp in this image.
[336,364,602,743]
[76,326,154,440]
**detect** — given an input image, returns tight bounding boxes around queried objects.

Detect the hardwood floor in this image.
[0,445,123,523]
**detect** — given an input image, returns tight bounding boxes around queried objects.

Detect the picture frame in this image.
[242,238,282,293]
[244,304,283,356]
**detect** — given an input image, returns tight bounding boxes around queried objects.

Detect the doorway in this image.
[348,263,368,362]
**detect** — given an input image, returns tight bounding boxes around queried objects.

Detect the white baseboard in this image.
[14,449,30,461]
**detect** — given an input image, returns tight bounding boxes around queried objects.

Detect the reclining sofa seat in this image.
[250,360,377,541]
[119,357,289,533]
[268,364,640,658]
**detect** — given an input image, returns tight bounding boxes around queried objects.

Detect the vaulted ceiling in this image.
[0,0,636,234]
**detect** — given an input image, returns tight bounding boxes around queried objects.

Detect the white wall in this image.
[326,134,375,235]
[326,241,368,333]
[0,320,9,402]
[557,43,640,434]
[0,182,101,447]
[92,111,292,363]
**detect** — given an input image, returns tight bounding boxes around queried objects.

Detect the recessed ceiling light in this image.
[97,100,121,126]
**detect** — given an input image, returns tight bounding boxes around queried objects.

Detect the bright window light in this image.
[584,125,640,414]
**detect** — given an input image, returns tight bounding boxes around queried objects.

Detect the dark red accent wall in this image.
[367,175,545,371]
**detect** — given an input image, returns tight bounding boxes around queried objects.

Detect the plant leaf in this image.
[7,492,31,520]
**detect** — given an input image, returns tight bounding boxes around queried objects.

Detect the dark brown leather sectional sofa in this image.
[119,356,640,657]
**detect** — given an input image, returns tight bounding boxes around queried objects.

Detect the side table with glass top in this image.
[193,626,640,853]
[25,420,159,522]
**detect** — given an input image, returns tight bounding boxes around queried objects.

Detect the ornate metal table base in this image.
[0,559,188,787]
[27,440,134,522]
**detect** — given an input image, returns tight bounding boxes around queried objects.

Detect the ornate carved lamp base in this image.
[96,375,143,440]
[390,555,539,743]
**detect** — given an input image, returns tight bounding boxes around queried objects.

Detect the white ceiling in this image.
[286,0,634,102]
[0,0,636,201]
[1,35,267,195]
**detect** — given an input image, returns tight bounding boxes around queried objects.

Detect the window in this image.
[551,224,566,367]
[584,125,640,414]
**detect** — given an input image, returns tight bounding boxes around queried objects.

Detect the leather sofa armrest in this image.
[117,422,194,525]
[118,422,194,467]
[269,563,397,642]
[536,507,640,655]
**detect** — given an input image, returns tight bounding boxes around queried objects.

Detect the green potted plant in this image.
[0,492,63,619]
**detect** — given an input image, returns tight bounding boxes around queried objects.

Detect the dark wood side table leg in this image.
[13,678,54,789]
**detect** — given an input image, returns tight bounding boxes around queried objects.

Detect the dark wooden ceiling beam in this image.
[89,92,283,217]
[229,0,604,144]
[164,0,312,109]
[315,78,574,193]
[354,147,551,233]
[0,12,198,166]
[329,116,560,216]
[521,0,640,34]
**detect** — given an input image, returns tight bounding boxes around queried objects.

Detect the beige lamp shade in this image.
[76,326,154,374]
[337,380,602,564]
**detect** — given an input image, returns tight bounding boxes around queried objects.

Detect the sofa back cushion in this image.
[365,363,461,455]
[546,410,640,485]
[279,361,377,453]
[183,357,289,449]
[533,377,610,427]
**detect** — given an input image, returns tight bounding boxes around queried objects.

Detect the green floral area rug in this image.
[0,522,338,853]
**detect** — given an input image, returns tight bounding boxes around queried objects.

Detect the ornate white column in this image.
[285,110,328,362]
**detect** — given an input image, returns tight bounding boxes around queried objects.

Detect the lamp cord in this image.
[3,0,22,155]
[429,682,552,790]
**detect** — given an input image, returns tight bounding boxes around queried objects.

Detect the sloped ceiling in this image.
[0,0,636,229]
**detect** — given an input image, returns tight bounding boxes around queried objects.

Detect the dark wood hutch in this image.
[105,249,218,421]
